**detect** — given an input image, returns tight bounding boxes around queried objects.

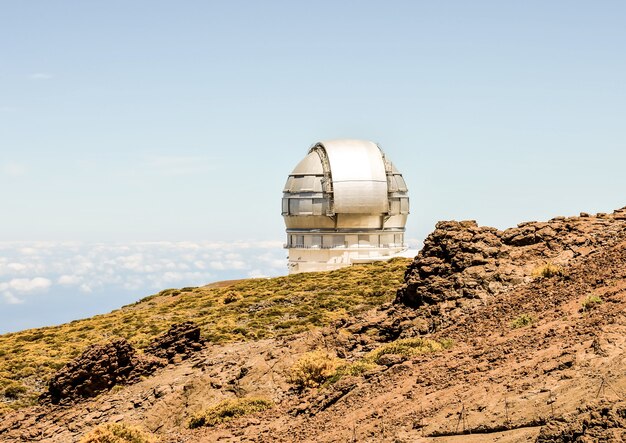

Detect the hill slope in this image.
[2,208,626,442]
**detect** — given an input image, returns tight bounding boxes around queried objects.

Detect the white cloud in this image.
[0,240,285,307]
[58,275,81,285]
[2,292,23,305]
[9,277,52,293]
[7,263,27,272]
[247,269,267,278]
[29,73,52,80]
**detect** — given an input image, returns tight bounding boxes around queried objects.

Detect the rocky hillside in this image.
[2,208,626,442]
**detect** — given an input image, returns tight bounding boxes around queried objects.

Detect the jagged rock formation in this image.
[144,321,204,362]
[45,339,164,404]
[396,208,626,308]
[44,322,204,404]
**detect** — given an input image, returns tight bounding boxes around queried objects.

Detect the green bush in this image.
[188,397,272,429]
[511,313,534,329]
[582,295,603,311]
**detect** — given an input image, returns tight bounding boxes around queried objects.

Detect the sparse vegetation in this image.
[511,313,535,329]
[289,350,340,388]
[365,337,453,365]
[582,295,603,312]
[188,397,273,429]
[79,422,156,443]
[326,360,380,384]
[532,262,563,279]
[0,258,410,413]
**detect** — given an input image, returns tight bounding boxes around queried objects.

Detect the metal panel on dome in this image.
[319,140,388,214]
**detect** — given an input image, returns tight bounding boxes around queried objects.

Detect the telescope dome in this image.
[282,139,409,273]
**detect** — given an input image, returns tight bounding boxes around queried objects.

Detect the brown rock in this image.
[45,338,164,404]
[144,321,205,362]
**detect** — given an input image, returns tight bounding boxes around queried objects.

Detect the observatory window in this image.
[370,235,380,247]
[394,234,404,246]
[346,235,358,248]
[312,199,324,215]
[288,199,298,214]
[358,235,369,247]
[282,198,289,214]
[334,235,345,247]
[298,198,312,214]
[380,234,393,246]
[311,235,322,247]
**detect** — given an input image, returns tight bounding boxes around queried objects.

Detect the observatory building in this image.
[282,139,409,274]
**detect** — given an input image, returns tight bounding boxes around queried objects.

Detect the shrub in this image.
[223,292,241,304]
[3,382,27,400]
[79,423,156,443]
[511,314,535,329]
[188,397,272,429]
[365,338,453,364]
[326,360,379,384]
[532,262,563,279]
[582,295,603,312]
[288,351,339,388]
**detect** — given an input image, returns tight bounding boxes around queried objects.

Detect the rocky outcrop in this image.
[144,322,204,362]
[536,402,626,442]
[397,208,626,308]
[45,339,164,404]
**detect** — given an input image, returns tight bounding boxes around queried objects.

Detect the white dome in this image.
[282,139,410,274]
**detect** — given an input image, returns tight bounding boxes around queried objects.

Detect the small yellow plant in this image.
[532,262,563,279]
[510,314,534,329]
[365,338,453,365]
[80,422,157,443]
[188,397,272,429]
[582,295,603,312]
[288,350,340,388]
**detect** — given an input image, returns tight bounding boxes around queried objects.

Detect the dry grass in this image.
[364,337,453,364]
[288,351,340,389]
[532,262,564,279]
[0,258,410,413]
[79,422,157,443]
[188,397,272,429]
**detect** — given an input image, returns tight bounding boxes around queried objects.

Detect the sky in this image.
[1,1,626,332]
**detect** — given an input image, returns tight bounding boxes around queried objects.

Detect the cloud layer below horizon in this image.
[0,240,286,332]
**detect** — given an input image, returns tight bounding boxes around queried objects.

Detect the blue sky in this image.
[1,1,626,331]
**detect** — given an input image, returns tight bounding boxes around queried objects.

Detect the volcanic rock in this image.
[396,208,626,308]
[45,338,164,404]
[144,321,204,362]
